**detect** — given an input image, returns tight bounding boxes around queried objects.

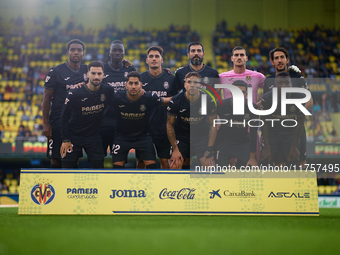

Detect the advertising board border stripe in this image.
[20,171,206,174]
[112,211,319,215]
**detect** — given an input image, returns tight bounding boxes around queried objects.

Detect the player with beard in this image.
[43,39,88,168]
[167,72,217,169]
[173,42,219,92]
[60,62,114,168]
[101,40,136,157]
[140,46,177,169]
[260,72,306,167]
[263,47,313,168]
[110,71,172,169]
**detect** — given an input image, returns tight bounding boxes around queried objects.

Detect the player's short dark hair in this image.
[269,47,289,61]
[275,71,290,78]
[187,42,204,53]
[87,61,104,71]
[232,46,246,55]
[185,72,201,80]
[111,40,124,46]
[147,46,163,57]
[232,80,248,89]
[67,39,85,51]
[275,72,291,86]
[127,71,142,82]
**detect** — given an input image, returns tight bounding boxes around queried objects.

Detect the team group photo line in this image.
[42,39,313,170]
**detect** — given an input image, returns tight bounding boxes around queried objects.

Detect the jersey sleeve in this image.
[167,97,179,116]
[263,77,271,95]
[168,76,178,96]
[173,70,183,92]
[207,99,217,116]
[44,68,58,90]
[261,92,271,110]
[258,72,266,89]
[60,91,76,141]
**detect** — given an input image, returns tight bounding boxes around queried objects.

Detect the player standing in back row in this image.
[263,47,313,168]
[101,40,136,157]
[141,46,177,168]
[42,39,88,168]
[173,42,219,92]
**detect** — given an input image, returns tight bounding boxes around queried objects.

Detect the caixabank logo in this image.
[31,180,55,205]
[209,189,255,199]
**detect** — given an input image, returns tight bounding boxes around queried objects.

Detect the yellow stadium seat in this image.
[4,178,11,187]
[3,131,11,139]
[331,63,338,73]
[325,186,332,194]
[28,120,35,130]
[10,179,18,187]
[11,131,17,138]
[9,186,17,193]
[318,185,325,194]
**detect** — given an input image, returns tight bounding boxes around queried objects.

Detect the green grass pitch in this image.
[0,208,339,255]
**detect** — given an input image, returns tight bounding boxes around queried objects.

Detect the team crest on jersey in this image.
[203,77,209,84]
[100,94,106,102]
[290,106,296,112]
[45,76,50,83]
[164,81,169,89]
[124,72,128,78]
[246,75,252,81]
[140,104,146,112]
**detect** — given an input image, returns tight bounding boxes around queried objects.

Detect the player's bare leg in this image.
[299,160,307,170]
[159,158,170,169]
[143,160,157,169]
[181,157,190,169]
[113,161,125,168]
[136,158,145,169]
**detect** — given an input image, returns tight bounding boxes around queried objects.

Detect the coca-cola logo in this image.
[159,188,195,200]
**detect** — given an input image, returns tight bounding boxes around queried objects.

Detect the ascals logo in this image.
[31,181,55,205]
[268,192,310,198]
[159,188,195,200]
[110,189,146,199]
